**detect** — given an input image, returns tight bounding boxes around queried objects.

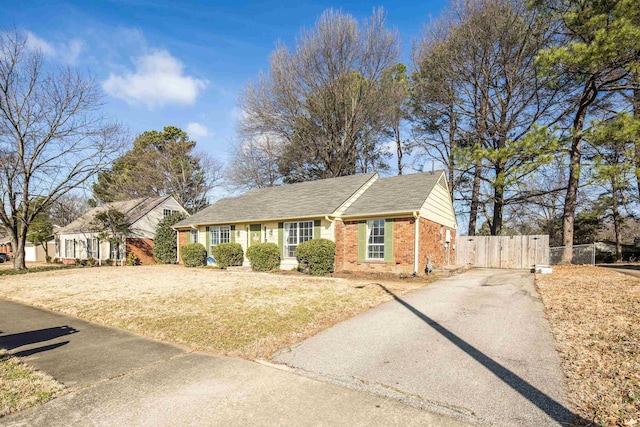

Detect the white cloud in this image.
[186,122,208,139]
[25,31,84,65]
[230,107,248,121]
[102,50,207,109]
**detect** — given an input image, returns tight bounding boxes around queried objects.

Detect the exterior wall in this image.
[334,216,457,275]
[131,197,188,239]
[419,175,457,229]
[335,217,417,275]
[0,242,13,257]
[57,232,120,263]
[181,219,334,269]
[126,238,155,265]
[24,242,56,262]
[177,229,188,264]
[418,217,456,272]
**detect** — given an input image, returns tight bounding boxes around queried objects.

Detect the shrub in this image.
[246,243,281,272]
[105,258,112,266]
[211,242,243,268]
[45,255,52,264]
[181,243,207,267]
[153,212,188,264]
[75,258,82,266]
[126,252,140,266]
[52,257,59,264]
[86,258,96,267]
[296,238,336,276]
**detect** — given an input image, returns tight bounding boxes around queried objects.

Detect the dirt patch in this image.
[0,265,434,360]
[536,265,640,426]
[0,351,63,417]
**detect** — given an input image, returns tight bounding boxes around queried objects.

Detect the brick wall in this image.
[177,230,187,264]
[126,238,156,265]
[418,217,456,273]
[334,216,457,275]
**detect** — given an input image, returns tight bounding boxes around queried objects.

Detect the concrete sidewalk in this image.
[273,269,574,426]
[0,300,467,426]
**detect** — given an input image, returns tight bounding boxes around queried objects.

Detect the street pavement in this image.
[0,299,466,427]
[273,269,574,426]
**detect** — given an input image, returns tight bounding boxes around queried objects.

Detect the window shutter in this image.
[205,227,210,255]
[278,222,284,257]
[230,225,235,243]
[384,219,394,263]
[357,220,366,262]
[314,220,321,239]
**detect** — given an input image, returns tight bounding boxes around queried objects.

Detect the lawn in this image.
[0,351,63,417]
[0,265,433,360]
[536,265,640,426]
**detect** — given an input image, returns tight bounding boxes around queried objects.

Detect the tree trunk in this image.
[633,79,640,201]
[12,231,27,270]
[490,169,504,236]
[561,78,597,264]
[395,125,403,175]
[612,186,622,262]
[468,162,482,236]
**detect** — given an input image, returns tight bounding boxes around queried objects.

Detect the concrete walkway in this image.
[273,269,574,426]
[0,300,466,427]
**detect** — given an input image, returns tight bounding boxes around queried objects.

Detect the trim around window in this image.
[366,219,385,260]
[284,220,314,258]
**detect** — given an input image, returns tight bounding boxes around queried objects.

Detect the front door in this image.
[249,224,262,246]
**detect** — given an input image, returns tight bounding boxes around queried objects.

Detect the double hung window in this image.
[209,226,231,253]
[366,219,385,260]
[190,230,198,243]
[284,221,313,258]
[64,240,74,258]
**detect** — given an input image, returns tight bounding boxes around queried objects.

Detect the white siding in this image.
[419,175,457,229]
[131,197,188,239]
[57,232,112,260]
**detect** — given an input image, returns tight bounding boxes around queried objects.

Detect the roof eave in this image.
[340,210,419,220]
[172,213,333,229]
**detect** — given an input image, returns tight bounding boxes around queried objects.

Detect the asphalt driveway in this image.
[273,269,573,426]
[0,300,466,427]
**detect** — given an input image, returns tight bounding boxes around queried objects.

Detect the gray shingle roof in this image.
[342,171,445,217]
[174,173,376,227]
[56,195,171,234]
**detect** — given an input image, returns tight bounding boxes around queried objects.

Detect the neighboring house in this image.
[25,225,59,262]
[173,171,457,275]
[0,229,12,258]
[55,195,188,265]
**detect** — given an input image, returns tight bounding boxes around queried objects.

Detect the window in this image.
[87,238,98,258]
[163,209,179,217]
[367,219,385,260]
[190,230,199,243]
[110,242,121,260]
[284,221,313,258]
[209,226,230,253]
[64,240,74,258]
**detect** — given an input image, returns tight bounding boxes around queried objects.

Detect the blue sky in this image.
[3,0,446,167]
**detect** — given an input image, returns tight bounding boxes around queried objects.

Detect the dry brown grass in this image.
[0,350,63,417]
[0,265,433,359]
[536,265,640,426]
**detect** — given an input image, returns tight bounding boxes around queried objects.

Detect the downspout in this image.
[413,211,419,275]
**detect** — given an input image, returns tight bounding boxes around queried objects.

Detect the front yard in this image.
[536,265,640,426]
[0,265,432,360]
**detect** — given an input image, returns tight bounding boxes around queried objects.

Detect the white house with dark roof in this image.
[173,171,457,275]
[55,195,187,265]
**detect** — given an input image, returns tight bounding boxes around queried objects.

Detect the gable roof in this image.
[342,171,445,217]
[56,195,172,235]
[174,173,376,227]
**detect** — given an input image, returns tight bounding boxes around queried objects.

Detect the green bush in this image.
[153,212,188,264]
[246,243,281,272]
[296,238,336,275]
[126,252,140,266]
[86,257,96,267]
[181,243,207,267]
[211,242,244,268]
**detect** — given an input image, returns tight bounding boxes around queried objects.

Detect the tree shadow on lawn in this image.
[374,284,588,426]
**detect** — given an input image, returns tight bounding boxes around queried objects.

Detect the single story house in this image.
[173,171,457,275]
[0,227,57,262]
[0,229,12,258]
[56,195,188,264]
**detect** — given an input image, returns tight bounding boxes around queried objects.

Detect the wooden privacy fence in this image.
[455,235,549,269]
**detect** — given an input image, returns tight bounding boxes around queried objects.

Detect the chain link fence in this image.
[549,244,596,265]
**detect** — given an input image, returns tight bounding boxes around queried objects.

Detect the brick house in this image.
[173,171,456,275]
[55,195,188,265]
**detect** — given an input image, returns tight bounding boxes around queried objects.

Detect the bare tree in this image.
[226,134,284,190]
[0,30,123,269]
[238,8,400,182]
